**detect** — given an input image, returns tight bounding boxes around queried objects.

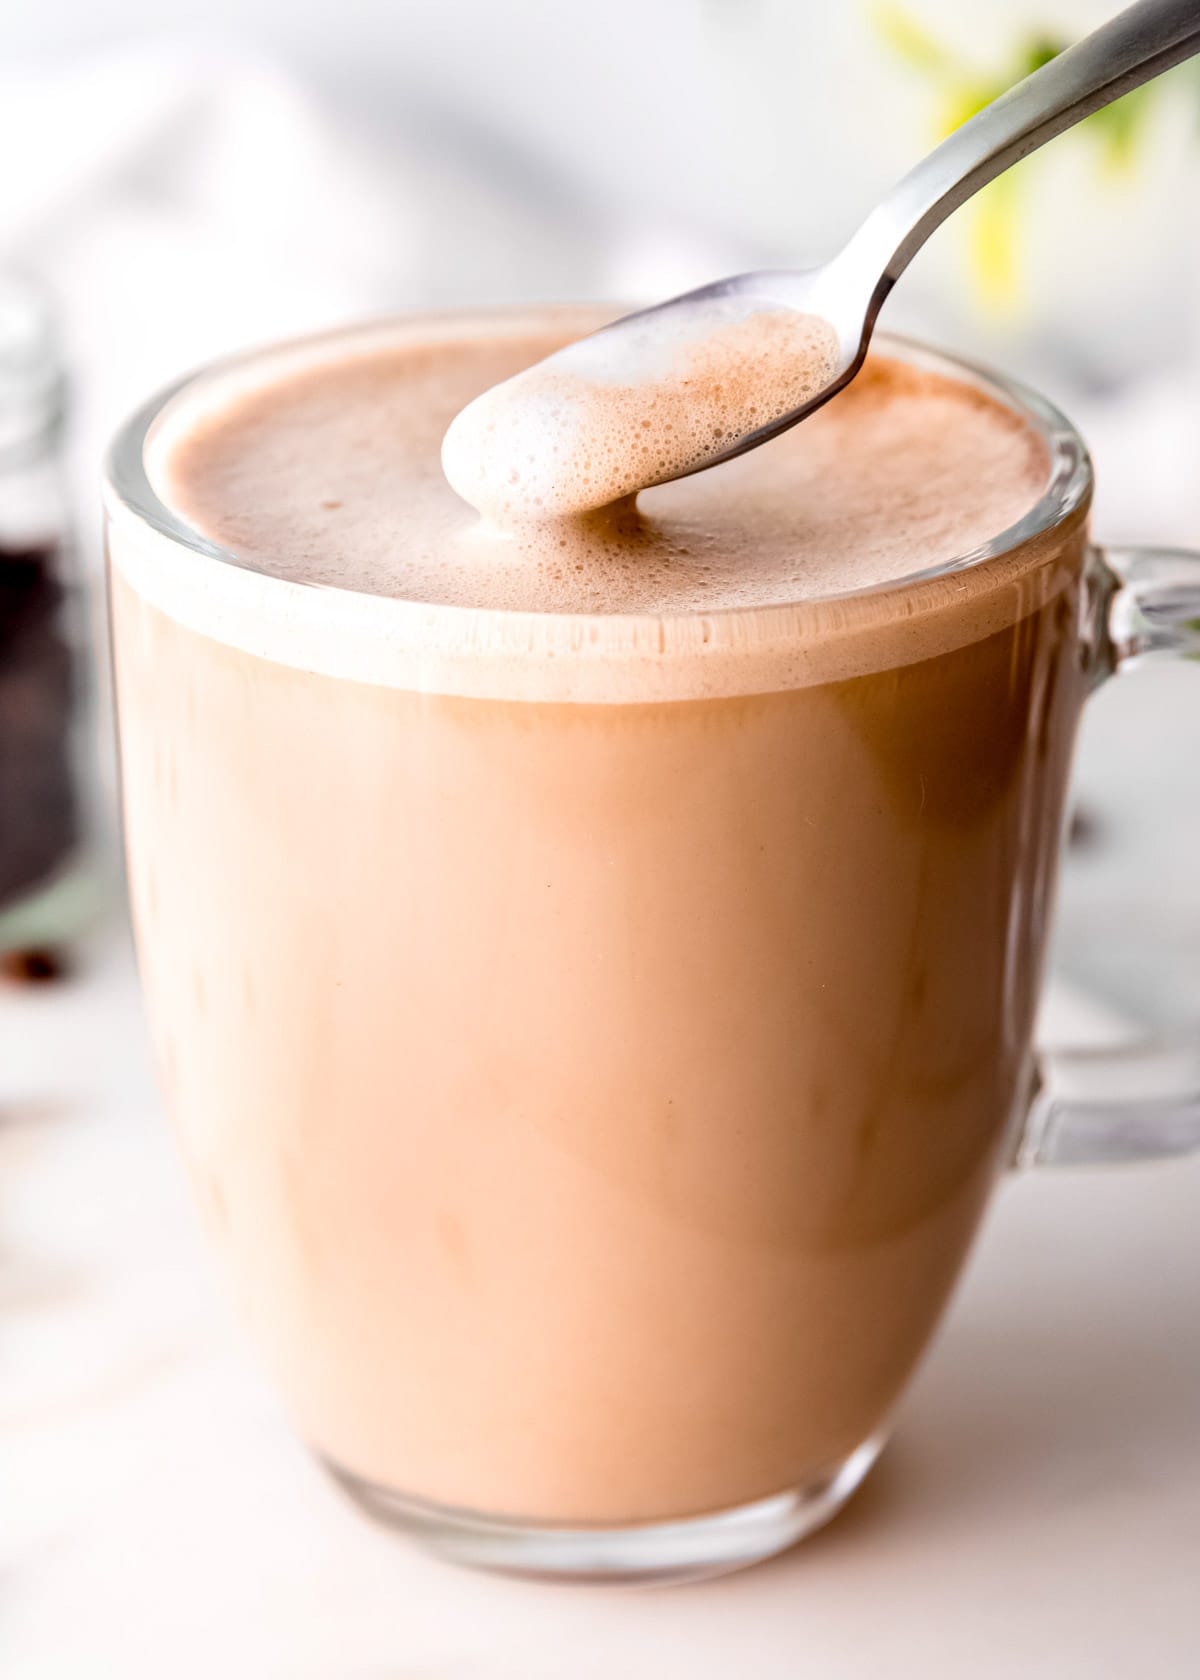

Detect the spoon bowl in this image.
[549,264,870,485]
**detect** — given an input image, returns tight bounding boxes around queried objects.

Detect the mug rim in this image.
[103,308,1094,704]
[105,305,1092,616]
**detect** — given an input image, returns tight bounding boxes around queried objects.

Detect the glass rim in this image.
[104,306,1093,633]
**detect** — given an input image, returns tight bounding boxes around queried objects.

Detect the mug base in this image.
[322,1433,886,1584]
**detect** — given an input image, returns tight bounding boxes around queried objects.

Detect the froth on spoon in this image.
[444,0,1200,523]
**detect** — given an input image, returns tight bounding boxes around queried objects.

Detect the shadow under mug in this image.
[103,315,1200,1584]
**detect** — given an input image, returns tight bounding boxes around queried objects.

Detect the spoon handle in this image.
[847,0,1200,304]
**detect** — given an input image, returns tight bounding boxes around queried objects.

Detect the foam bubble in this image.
[441,304,841,521]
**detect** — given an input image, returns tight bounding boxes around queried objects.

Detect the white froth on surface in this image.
[147,319,1050,616]
[440,303,841,521]
[106,313,1079,703]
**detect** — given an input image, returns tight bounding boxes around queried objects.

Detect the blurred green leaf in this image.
[870,8,1193,172]
[1020,35,1068,78]
[867,3,951,73]
[1088,82,1158,171]
[935,82,1003,137]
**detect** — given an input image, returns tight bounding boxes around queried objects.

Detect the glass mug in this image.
[103,314,1200,1584]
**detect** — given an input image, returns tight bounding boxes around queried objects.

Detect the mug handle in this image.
[1015,545,1200,1169]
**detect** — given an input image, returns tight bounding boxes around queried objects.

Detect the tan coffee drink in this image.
[107,309,1089,1546]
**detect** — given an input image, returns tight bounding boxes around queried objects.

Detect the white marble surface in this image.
[3,924,1199,1679]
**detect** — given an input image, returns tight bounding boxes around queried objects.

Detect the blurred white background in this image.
[3,0,1200,544]
[3,6,1200,1673]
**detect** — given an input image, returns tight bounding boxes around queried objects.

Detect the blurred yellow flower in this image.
[867,2,1189,314]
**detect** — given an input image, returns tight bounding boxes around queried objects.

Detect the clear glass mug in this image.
[103,313,1200,1584]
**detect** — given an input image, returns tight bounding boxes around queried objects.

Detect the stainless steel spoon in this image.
[469,0,1200,497]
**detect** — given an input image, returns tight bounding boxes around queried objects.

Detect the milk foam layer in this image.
[440,304,841,520]
[112,312,1070,703]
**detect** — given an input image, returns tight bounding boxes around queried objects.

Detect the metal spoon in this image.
[451,0,1200,510]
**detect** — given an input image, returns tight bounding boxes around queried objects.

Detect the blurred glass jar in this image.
[0,273,100,978]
